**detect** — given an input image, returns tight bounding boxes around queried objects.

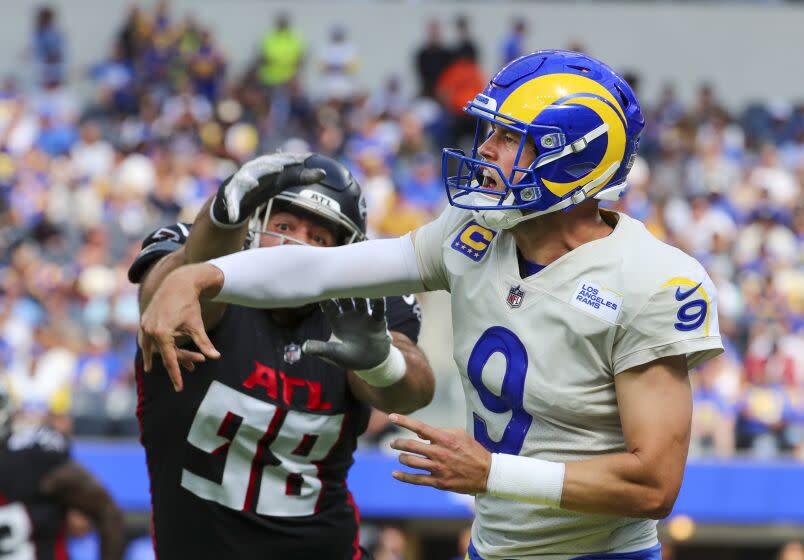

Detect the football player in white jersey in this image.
[140,50,724,560]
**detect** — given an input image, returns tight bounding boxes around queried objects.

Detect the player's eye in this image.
[312,235,329,246]
[503,131,519,144]
[273,222,291,232]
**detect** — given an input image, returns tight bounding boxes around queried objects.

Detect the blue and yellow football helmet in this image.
[443,50,645,229]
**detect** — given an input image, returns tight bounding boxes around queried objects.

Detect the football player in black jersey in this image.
[131,153,434,559]
[0,378,125,560]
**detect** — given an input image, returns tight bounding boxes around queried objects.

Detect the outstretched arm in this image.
[138,151,323,324]
[136,197,249,329]
[139,235,426,390]
[40,461,125,560]
[208,235,424,307]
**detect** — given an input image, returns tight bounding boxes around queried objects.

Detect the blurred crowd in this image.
[0,3,801,464]
[619,80,804,460]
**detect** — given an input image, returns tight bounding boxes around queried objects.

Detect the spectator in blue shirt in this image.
[32,7,65,86]
[500,18,526,65]
[395,152,444,214]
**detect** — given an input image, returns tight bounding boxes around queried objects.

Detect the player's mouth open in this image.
[481,172,498,190]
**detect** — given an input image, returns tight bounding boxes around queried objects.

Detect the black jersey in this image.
[0,426,70,560]
[135,297,421,560]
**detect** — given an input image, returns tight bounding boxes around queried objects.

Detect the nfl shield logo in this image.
[284,343,302,364]
[506,285,524,308]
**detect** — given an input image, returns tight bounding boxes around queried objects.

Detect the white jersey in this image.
[414,206,723,560]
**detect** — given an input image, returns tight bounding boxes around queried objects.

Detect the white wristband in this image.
[353,345,406,387]
[485,453,565,508]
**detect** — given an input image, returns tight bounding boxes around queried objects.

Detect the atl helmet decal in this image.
[297,189,341,212]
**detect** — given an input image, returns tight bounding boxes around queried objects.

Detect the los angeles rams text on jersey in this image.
[414,205,723,560]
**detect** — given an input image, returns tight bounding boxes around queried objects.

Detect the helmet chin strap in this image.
[472,161,621,230]
[472,192,525,230]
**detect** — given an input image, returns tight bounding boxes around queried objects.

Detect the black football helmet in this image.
[249,154,367,247]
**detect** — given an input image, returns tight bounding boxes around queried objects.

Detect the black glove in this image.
[303,298,392,370]
[210,152,326,228]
